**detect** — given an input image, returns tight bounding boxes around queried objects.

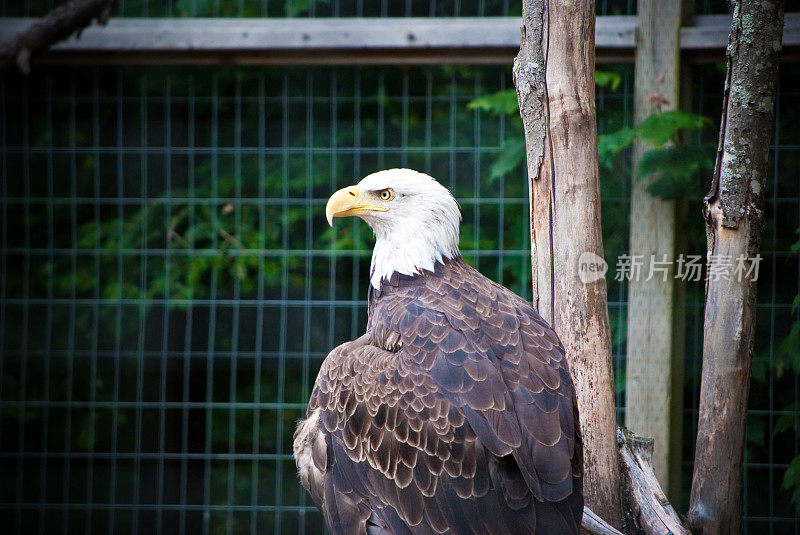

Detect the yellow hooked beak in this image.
[325,185,389,226]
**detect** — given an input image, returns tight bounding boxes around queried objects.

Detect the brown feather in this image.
[295,257,583,535]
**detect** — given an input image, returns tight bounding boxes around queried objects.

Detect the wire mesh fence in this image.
[0,36,798,535]
[2,0,742,19]
[0,65,548,535]
[0,0,634,18]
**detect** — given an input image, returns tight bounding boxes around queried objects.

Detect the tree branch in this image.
[618,428,689,535]
[582,505,624,535]
[0,0,117,75]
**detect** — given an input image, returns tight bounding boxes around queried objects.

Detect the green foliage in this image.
[783,457,800,513]
[773,319,800,378]
[466,89,526,180]
[466,71,636,182]
[637,144,716,200]
[598,126,634,169]
[591,108,714,199]
[466,89,519,115]
[773,402,798,438]
[489,137,526,180]
[467,81,713,201]
[595,70,623,90]
[2,65,538,475]
[632,111,713,199]
[41,175,338,308]
[635,110,711,147]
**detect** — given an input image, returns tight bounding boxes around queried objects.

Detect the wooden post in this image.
[514,0,623,527]
[624,0,683,496]
[687,1,784,533]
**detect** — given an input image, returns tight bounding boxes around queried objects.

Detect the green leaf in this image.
[638,144,715,200]
[637,145,713,178]
[790,227,800,253]
[489,137,526,180]
[466,71,623,118]
[773,403,798,437]
[773,320,800,378]
[635,110,711,148]
[467,89,519,116]
[598,126,635,169]
[781,456,800,512]
[595,70,622,91]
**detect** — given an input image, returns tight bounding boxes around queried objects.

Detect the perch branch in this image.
[582,505,624,535]
[0,0,117,75]
[618,427,689,535]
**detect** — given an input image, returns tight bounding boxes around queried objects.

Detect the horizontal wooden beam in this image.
[0,14,798,66]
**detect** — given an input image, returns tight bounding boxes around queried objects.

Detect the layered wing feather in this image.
[295,258,582,534]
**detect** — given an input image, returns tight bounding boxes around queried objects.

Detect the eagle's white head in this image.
[326,168,462,289]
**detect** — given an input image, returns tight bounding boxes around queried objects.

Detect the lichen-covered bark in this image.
[688,1,784,533]
[513,0,551,322]
[514,0,623,528]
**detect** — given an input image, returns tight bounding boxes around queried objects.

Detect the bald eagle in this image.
[293,169,583,534]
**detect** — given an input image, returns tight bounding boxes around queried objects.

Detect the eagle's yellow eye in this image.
[379,189,394,201]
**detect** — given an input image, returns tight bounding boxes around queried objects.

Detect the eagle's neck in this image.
[370,217,460,289]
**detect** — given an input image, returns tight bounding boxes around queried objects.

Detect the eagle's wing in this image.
[295,276,582,535]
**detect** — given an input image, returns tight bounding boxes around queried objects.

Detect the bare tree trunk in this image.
[0,0,116,75]
[687,1,785,533]
[514,0,623,528]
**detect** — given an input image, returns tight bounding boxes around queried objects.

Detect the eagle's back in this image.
[295,257,583,534]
